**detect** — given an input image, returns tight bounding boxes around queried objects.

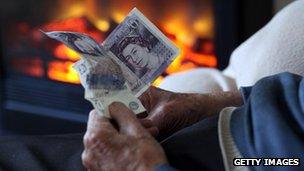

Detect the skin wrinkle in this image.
[141,87,243,138]
[82,104,168,171]
[82,87,243,170]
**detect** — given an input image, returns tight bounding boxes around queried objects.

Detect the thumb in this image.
[109,102,150,137]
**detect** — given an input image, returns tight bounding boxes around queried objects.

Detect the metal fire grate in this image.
[3,75,91,122]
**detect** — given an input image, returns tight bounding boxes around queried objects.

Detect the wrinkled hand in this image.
[139,87,243,138]
[82,102,168,171]
[139,87,206,138]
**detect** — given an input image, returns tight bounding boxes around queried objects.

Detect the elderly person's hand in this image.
[139,87,243,138]
[82,102,168,171]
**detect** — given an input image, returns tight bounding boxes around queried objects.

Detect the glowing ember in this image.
[48,61,80,84]
[43,17,104,42]
[186,52,217,67]
[94,19,110,32]
[54,44,80,61]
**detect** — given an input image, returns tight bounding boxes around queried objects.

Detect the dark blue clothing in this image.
[155,164,178,171]
[160,115,224,171]
[157,72,304,171]
[231,72,304,170]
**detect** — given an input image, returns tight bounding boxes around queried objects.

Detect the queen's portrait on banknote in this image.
[103,8,179,94]
[116,35,164,78]
[104,14,177,83]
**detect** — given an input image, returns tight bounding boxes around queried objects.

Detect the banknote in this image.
[73,57,146,117]
[86,83,145,117]
[103,8,179,96]
[73,59,92,88]
[44,31,146,117]
[43,31,107,57]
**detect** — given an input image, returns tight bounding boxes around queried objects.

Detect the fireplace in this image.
[0,0,272,135]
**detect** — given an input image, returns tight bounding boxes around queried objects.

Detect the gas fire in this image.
[17,0,217,86]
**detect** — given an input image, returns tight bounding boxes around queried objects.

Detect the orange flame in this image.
[54,44,80,61]
[48,61,80,84]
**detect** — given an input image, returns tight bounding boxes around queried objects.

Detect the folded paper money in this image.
[43,8,179,117]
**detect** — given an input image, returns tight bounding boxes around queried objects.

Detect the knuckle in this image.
[83,132,101,147]
[83,134,88,147]
[88,110,96,119]
[83,133,89,144]
[83,133,91,147]
[81,151,94,169]
[89,109,96,116]
[81,150,88,162]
